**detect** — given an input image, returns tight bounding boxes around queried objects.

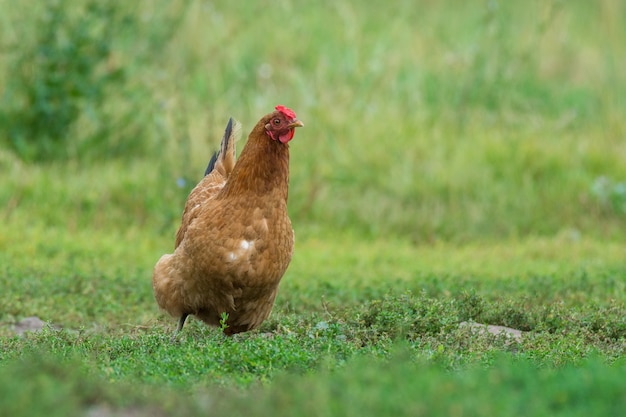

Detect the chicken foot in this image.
[170,313,189,342]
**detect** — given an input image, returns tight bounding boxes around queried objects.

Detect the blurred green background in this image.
[1,0,624,244]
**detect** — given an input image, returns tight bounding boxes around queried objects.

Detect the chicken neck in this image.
[220,127,290,201]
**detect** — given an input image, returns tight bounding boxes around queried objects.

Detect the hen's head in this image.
[264,105,304,144]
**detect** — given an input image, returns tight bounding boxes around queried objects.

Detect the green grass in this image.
[2,350,625,417]
[1,0,626,415]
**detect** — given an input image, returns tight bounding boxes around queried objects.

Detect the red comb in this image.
[275,105,297,119]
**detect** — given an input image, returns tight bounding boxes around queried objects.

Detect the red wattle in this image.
[278,129,295,143]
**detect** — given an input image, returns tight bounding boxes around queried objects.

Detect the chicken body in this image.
[153,106,303,335]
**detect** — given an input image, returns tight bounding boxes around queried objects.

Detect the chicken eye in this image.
[273,118,281,125]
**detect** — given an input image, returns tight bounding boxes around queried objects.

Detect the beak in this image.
[288,119,304,129]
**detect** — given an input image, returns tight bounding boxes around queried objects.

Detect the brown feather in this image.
[153,109,302,335]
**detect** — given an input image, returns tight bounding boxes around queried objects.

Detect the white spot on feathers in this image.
[240,240,254,250]
[226,240,255,262]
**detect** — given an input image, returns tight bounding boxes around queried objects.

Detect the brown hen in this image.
[153,105,303,336]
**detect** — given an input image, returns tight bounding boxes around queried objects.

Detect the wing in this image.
[174,118,241,248]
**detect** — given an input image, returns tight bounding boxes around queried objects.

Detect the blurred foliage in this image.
[0,0,625,240]
[0,0,187,162]
[2,1,121,160]
[591,176,626,215]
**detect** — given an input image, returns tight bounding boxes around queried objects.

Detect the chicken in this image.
[153,105,304,336]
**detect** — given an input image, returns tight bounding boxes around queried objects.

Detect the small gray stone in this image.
[459,321,524,341]
[13,316,46,335]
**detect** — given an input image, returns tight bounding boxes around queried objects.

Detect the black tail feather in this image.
[204,117,234,176]
[204,152,218,176]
